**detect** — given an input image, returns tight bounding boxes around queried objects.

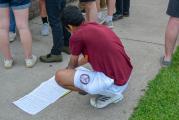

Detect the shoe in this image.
[123,12,129,17]
[90,94,123,108]
[103,20,113,29]
[160,56,171,67]
[25,55,37,68]
[62,46,70,54]
[41,23,49,36]
[113,13,123,21]
[97,14,106,24]
[78,91,88,95]
[39,54,62,63]
[4,59,13,69]
[9,32,16,42]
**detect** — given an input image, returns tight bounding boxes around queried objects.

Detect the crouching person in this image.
[55,6,133,108]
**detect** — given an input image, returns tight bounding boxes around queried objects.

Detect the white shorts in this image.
[74,67,129,96]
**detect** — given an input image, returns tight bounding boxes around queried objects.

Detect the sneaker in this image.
[113,13,123,21]
[62,46,70,54]
[97,14,106,24]
[25,55,37,68]
[39,54,62,63]
[9,32,16,42]
[90,94,123,108]
[123,12,129,17]
[4,59,13,69]
[103,20,114,29]
[41,23,49,36]
[78,91,88,95]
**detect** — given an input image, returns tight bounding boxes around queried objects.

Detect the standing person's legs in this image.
[13,0,37,68]
[39,0,49,36]
[40,0,65,63]
[162,0,179,66]
[164,17,179,61]
[9,7,16,42]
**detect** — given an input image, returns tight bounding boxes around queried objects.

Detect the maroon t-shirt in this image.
[70,22,133,85]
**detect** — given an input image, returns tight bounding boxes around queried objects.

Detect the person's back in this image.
[70,22,132,85]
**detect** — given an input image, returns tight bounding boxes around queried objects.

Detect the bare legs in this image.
[0,7,33,61]
[164,17,179,61]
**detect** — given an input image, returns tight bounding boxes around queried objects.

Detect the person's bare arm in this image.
[67,55,79,69]
[78,55,88,66]
[67,55,88,69]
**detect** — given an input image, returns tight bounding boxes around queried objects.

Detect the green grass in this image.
[130,47,179,120]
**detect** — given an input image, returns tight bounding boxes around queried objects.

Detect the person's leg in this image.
[9,7,16,42]
[106,0,116,18]
[55,69,81,91]
[13,8,32,59]
[114,0,122,15]
[123,0,130,16]
[13,5,37,68]
[0,7,12,60]
[103,0,116,28]
[84,1,97,22]
[40,0,65,62]
[39,0,49,36]
[96,0,105,24]
[113,0,123,21]
[164,17,179,61]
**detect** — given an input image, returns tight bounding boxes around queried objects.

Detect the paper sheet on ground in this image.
[13,76,70,115]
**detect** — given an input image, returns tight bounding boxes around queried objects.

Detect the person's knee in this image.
[16,21,29,30]
[55,70,65,86]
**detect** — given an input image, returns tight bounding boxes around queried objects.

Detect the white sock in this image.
[105,16,113,22]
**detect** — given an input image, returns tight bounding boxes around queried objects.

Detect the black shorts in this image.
[166,0,179,18]
[79,0,96,3]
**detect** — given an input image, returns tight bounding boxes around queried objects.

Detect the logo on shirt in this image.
[80,74,90,85]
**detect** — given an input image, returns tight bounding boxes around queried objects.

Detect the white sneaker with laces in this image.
[98,14,106,24]
[90,93,123,108]
[9,32,16,42]
[103,20,114,29]
[41,23,49,36]
[4,59,13,69]
[25,55,37,68]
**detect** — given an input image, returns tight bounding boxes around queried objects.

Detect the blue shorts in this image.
[0,0,31,10]
[166,0,179,18]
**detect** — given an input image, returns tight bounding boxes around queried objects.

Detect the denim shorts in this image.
[166,0,179,18]
[80,0,96,3]
[0,0,31,9]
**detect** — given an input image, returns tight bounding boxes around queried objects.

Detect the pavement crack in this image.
[121,38,164,46]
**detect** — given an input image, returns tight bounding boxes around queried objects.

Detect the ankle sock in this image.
[105,16,113,22]
[42,17,48,24]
